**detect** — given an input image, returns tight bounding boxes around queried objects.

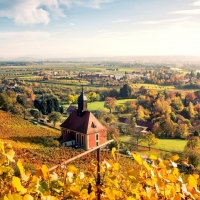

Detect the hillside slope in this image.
[0,110,60,139]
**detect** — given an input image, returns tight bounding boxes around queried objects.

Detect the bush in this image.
[42,137,60,147]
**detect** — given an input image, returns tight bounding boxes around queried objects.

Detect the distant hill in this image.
[12,57,39,62]
[1,55,200,64]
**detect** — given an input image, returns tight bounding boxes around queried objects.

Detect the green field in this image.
[63,99,136,112]
[88,99,136,111]
[120,136,187,152]
[131,84,175,90]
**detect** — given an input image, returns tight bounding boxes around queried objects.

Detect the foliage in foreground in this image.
[1,141,200,200]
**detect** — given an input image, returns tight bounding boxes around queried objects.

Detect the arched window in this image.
[81,135,84,146]
[76,134,79,144]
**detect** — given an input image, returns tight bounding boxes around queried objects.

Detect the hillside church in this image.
[60,87,107,150]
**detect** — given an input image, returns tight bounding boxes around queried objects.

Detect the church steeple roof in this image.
[77,83,88,116]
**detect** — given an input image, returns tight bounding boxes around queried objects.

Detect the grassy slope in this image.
[121,135,187,152]
[88,99,136,111]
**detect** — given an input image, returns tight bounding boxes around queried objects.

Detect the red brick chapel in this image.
[60,86,107,150]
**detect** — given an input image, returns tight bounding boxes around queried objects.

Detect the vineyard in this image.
[0,111,135,171]
[0,110,60,139]
[1,141,200,199]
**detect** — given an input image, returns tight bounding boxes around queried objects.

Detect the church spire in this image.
[77,81,88,116]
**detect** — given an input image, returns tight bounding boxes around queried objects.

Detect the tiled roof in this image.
[136,120,154,131]
[61,109,106,134]
[66,105,77,112]
[118,117,154,131]
[118,117,130,124]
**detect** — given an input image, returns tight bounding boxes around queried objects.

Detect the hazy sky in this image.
[0,0,200,58]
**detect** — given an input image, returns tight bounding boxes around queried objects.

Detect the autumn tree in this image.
[127,117,143,148]
[194,104,200,113]
[103,113,117,124]
[86,92,100,102]
[124,100,137,113]
[33,110,42,121]
[137,105,145,120]
[107,126,120,140]
[108,89,119,97]
[153,97,171,114]
[107,126,120,150]
[48,112,62,127]
[175,124,189,138]
[40,99,48,115]
[185,92,195,103]
[66,94,75,105]
[116,104,125,113]
[171,96,184,112]
[188,102,196,119]
[104,97,116,113]
[184,137,200,167]
[160,115,177,137]
[185,137,200,150]
[138,95,152,109]
[144,132,158,151]
[119,84,132,98]
[0,92,12,111]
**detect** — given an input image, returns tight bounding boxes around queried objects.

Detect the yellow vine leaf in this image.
[41,165,49,180]
[7,193,23,200]
[70,185,80,196]
[163,160,170,166]
[80,189,89,199]
[41,196,58,200]
[89,191,96,200]
[172,167,179,176]
[0,196,9,200]
[29,175,40,190]
[0,141,5,154]
[127,169,137,177]
[23,194,33,200]
[167,174,176,183]
[193,174,199,180]
[132,154,142,165]
[159,161,166,169]
[113,163,120,170]
[111,147,116,159]
[36,165,49,180]
[174,193,182,200]
[113,190,122,198]
[17,159,30,182]
[68,165,77,173]
[105,188,115,199]
[126,197,135,200]
[17,159,25,174]
[11,176,26,193]
[188,175,197,188]
[143,162,151,171]
[5,149,15,163]
[170,155,179,162]
[149,155,157,160]
[58,180,64,187]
